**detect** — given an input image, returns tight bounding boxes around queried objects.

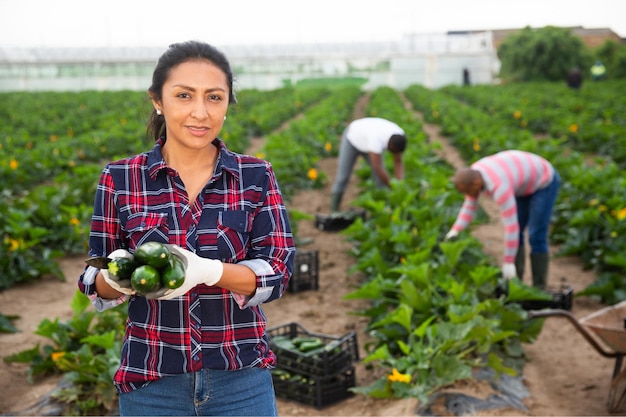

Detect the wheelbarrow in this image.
[528,300,626,413]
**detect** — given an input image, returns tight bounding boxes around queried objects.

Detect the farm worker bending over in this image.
[78,40,295,416]
[330,117,407,212]
[444,150,560,288]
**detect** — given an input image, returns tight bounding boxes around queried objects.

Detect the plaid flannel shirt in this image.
[78,138,295,393]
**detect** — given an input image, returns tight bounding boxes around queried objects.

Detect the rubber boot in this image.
[530,252,550,289]
[514,246,526,280]
[330,192,343,213]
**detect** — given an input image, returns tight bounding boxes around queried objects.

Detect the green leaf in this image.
[344,275,385,300]
[80,331,116,350]
[397,340,411,356]
[505,278,553,302]
[361,344,392,364]
[413,315,436,339]
[438,239,470,267]
[0,313,20,333]
[70,289,91,316]
[388,304,413,333]
[3,344,42,364]
[398,278,426,309]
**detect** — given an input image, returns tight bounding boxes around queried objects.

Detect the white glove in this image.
[502,262,517,280]
[101,249,136,295]
[149,244,224,300]
[445,230,459,241]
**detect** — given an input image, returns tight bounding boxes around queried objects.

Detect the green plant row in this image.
[443,80,626,166]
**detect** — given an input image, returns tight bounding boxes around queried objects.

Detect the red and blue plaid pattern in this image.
[79,138,295,393]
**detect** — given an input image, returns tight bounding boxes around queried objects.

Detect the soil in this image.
[0,95,619,416]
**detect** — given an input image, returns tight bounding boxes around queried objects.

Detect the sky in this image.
[1,0,625,49]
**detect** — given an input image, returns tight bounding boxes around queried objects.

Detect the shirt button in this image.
[193,355,200,361]
[194,323,200,330]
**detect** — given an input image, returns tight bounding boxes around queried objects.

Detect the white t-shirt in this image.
[345,117,405,154]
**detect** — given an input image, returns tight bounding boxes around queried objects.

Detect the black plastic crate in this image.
[289,250,319,293]
[496,283,574,311]
[267,322,359,378]
[315,210,366,232]
[272,366,355,409]
[518,285,574,311]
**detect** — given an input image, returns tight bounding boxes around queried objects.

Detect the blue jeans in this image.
[118,367,277,416]
[516,172,561,254]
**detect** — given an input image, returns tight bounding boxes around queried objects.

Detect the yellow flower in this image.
[569,124,578,133]
[51,351,65,362]
[10,159,18,170]
[513,110,522,119]
[307,168,318,181]
[589,199,599,206]
[49,134,58,142]
[388,368,411,383]
[69,217,81,226]
[255,152,265,159]
[617,208,626,221]
[120,118,127,126]
[324,142,333,152]
[400,257,406,264]
[611,231,618,238]
[599,205,607,212]
[6,237,21,252]
[472,138,480,151]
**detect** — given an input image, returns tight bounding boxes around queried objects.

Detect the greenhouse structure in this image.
[0,31,500,92]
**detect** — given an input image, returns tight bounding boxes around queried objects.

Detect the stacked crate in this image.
[268,322,359,408]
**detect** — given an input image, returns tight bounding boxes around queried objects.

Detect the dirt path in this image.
[0,94,619,416]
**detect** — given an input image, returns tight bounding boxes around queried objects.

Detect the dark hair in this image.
[389,134,407,153]
[147,40,237,141]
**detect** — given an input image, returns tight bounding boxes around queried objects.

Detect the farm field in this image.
[1,81,625,416]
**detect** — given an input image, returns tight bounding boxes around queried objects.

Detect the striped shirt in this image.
[451,150,555,263]
[78,138,295,394]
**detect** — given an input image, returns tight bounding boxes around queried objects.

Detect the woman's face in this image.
[152,59,229,151]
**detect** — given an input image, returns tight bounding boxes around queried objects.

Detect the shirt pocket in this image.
[217,210,253,261]
[122,212,169,249]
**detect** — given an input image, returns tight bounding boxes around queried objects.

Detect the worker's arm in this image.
[368,152,391,186]
[392,152,404,181]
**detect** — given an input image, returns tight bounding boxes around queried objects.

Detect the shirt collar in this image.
[146,137,241,181]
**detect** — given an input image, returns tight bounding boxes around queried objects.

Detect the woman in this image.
[78,40,295,416]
